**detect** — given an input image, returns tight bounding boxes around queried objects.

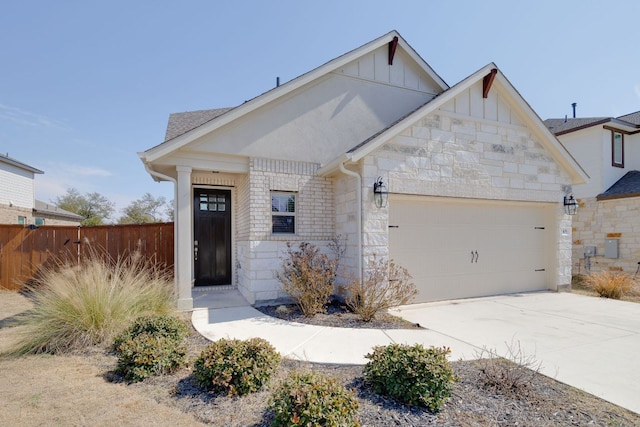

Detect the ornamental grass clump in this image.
[113,315,188,383]
[363,344,456,412]
[277,242,338,317]
[269,371,360,427]
[194,338,281,396]
[4,250,175,356]
[346,256,417,322]
[583,271,637,299]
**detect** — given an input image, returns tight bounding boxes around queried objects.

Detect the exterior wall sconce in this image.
[564,195,578,215]
[373,176,388,208]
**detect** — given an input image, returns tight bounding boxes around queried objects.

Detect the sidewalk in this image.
[191,291,640,414]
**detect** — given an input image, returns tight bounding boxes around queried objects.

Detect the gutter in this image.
[338,161,363,284]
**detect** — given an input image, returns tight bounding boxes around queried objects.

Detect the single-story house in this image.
[140,31,587,310]
[0,154,82,226]
[545,112,640,275]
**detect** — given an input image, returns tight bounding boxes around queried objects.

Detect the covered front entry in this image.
[389,196,552,303]
[193,188,231,286]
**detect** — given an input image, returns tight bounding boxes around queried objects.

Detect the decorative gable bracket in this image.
[483,68,497,98]
[388,36,399,65]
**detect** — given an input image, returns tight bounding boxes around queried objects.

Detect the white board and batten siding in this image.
[389,195,554,303]
[336,46,442,95]
[0,162,36,209]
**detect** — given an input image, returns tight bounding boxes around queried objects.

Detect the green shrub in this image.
[363,344,456,412]
[115,333,187,383]
[5,250,175,355]
[346,256,417,322]
[269,371,359,427]
[583,271,637,299]
[277,242,338,317]
[113,315,188,383]
[113,314,188,349]
[194,338,281,396]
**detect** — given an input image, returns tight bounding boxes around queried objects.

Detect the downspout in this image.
[338,161,363,283]
[142,161,179,285]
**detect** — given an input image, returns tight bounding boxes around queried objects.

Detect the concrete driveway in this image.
[390,292,640,414]
[193,290,639,414]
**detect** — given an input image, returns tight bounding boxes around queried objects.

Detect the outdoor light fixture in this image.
[564,195,578,215]
[373,176,388,208]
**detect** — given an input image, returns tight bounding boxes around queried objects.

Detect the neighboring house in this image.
[0,154,82,226]
[545,112,640,275]
[140,31,586,310]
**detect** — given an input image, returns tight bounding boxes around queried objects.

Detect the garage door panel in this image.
[389,197,550,303]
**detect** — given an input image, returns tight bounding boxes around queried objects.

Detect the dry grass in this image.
[4,251,175,355]
[2,291,640,426]
[577,271,640,300]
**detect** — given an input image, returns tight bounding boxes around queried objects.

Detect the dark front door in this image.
[194,188,231,286]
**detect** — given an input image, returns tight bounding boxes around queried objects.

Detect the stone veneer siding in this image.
[571,196,640,275]
[357,111,574,289]
[237,158,334,303]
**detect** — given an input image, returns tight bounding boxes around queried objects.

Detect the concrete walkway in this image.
[191,291,640,414]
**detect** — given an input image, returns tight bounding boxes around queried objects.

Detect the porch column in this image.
[176,165,193,310]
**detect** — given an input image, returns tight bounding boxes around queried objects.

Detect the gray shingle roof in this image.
[618,111,640,125]
[34,200,83,220]
[164,108,234,141]
[597,170,640,200]
[0,153,44,174]
[545,110,640,135]
[543,117,610,135]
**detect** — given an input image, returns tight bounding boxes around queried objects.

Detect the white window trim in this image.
[271,191,296,234]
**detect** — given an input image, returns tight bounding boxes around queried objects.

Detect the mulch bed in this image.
[255,299,423,330]
[109,311,640,427]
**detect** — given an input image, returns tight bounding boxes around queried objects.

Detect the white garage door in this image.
[389,196,551,303]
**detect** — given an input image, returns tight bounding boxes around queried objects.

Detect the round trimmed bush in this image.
[115,333,187,382]
[113,315,189,383]
[194,338,280,396]
[113,314,188,349]
[363,344,456,412]
[269,371,359,427]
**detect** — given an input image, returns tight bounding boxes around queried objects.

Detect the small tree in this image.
[118,193,168,224]
[346,256,417,322]
[54,188,115,226]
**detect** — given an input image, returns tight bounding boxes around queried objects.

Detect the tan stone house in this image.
[545,112,640,275]
[0,154,82,226]
[140,31,586,310]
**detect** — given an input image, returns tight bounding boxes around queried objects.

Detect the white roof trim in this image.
[324,63,587,185]
[142,30,449,163]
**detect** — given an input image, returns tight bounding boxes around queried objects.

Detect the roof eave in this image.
[143,30,450,164]
[348,63,498,163]
[597,192,640,201]
[346,63,588,185]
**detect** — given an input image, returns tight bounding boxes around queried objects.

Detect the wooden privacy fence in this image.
[0,223,174,291]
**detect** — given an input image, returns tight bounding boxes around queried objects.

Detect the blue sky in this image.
[2,1,639,220]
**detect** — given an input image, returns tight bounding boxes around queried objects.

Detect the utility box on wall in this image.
[605,239,619,259]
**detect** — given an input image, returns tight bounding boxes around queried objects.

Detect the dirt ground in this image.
[0,291,204,427]
[2,289,640,426]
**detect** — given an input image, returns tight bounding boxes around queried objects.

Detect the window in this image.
[612,131,624,168]
[35,217,45,226]
[17,216,26,225]
[199,193,226,212]
[271,192,296,234]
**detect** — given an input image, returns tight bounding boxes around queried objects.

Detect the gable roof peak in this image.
[142,30,450,162]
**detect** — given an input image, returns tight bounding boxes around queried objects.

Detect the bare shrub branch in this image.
[346,256,417,322]
[277,242,336,317]
[475,338,543,395]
